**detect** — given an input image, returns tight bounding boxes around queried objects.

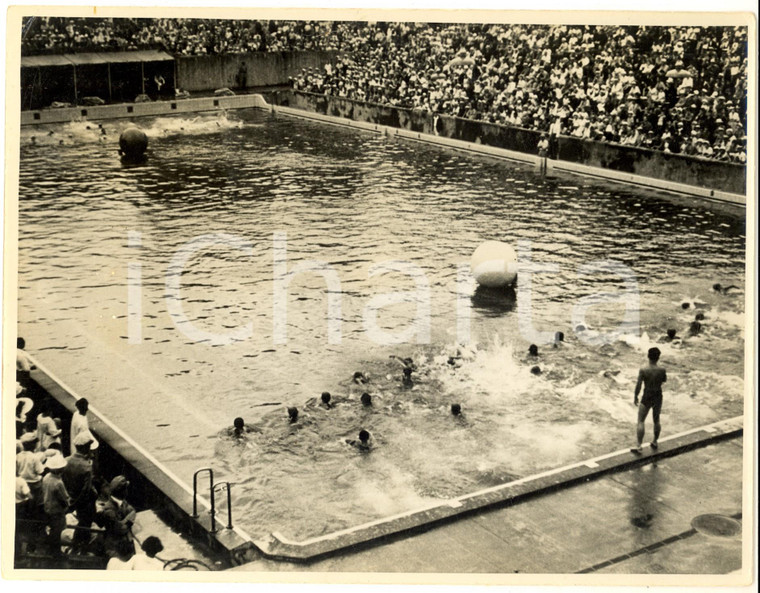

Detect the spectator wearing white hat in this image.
[17,432,45,505]
[63,431,99,552]
[41,453,70,556]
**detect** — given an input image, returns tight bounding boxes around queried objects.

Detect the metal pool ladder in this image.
[192,467,233,532]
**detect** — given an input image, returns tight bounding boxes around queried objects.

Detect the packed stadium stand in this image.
[21,18,748,163]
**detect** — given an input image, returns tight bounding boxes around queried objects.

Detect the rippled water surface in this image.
[17,110,745,540]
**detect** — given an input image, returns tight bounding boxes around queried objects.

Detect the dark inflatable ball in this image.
[119,127,148,159]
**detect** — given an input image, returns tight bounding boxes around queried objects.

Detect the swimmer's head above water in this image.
[287,407,299,423]
[647,347,661,362]
[554,331,564,343]
[359,429,370,444]
[321,392,332,407]
[233,417,245,433]
[361,392,372,406]
[530,365,542,376]
[528,344,539,356]
[666,329,678,340]
[451,403,462,416]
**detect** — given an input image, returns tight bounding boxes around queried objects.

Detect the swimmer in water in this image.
[346,429,372,451]
[530,365,542,376]
[681,302,690,310]
[631,347,667,454]
[687,320,702,337]
[713,283,740,294]
[360,392,372,407]
[390,355,416,371]
[553,331,565,347]
[528,344,539,357]
[659,328,680,344]
[695,312,705,321]
[402,367,414,387]
[451,403,462,416]
[447,356,462,368]
[320,392,332,409]
[287,407,299,423]
[353,371,369,385]
[228,417,250,439]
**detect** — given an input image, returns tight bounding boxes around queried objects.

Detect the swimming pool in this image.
[17,109,745,541]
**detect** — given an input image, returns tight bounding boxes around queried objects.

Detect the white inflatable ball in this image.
[471,241,518,287]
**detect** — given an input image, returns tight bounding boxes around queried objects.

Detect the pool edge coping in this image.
[253,415,743,562]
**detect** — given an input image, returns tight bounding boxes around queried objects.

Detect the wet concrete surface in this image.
[234,435,745,576]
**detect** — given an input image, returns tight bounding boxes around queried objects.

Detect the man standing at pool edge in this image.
[631,347,667,454]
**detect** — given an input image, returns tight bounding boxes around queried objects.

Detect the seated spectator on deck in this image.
[17,337,34,372]
[132,536,165,570]
[106,538,136,570]
[98,475,137,558]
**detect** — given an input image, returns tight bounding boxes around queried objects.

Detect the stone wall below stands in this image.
[267,90,745,197]
[176,51,340,92]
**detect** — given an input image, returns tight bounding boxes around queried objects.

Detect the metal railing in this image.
[191,467,233,533]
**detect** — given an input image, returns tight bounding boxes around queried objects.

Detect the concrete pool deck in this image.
[235,427,747,578]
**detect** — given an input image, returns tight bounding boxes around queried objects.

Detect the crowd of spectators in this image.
[15,337,164,569]
[21,19,748,162]
[293,23,748,163]
[21,17,344,55]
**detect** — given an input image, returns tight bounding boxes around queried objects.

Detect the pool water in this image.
[17,110,746,541]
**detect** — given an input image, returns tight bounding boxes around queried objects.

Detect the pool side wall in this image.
[266,90,746,203]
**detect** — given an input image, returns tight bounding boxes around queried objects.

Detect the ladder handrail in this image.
[212,481,233,530]
[191,467,214,521]
[192,468,235,532]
